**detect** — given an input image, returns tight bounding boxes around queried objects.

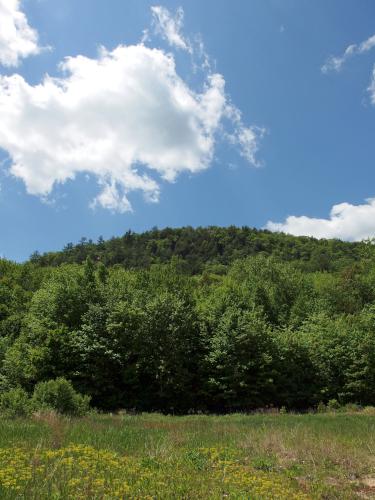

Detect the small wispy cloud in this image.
[322,33,375,73]
[151,5,192,53]
[368,65,375,104]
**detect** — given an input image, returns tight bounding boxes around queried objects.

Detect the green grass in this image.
[0,412,374,498]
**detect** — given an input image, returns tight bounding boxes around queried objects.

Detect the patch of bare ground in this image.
[355,476,375,499]
[361,477,375,488]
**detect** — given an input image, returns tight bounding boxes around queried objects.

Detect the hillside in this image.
[29,226,367,273]
[1,227,375,414]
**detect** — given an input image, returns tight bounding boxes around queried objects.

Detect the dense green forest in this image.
[30,226,365,273]
[2,226,375,413]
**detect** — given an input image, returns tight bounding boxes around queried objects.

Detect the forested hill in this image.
[29,226,367,272]
[2,226,375,415]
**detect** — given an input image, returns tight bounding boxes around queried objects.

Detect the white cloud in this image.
[225,104,265,166]
[151,5,192,53]
[90,179,133,213]
[0,37,262,212]
[360,34,375,53]
[322,33,375,74]
[0,0,41,67]
[321,45,356,74]
[266,198,375,241]
[368,65,375,104]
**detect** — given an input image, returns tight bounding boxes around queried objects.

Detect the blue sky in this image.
[1,0,375,260]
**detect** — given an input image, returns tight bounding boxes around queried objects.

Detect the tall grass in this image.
[0,412,374,498]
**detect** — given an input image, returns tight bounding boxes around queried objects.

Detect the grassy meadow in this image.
[0,412,374,499]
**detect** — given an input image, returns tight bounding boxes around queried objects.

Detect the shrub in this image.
[0,387,31,417]
[316,401,327,413]
[326,399,340,412]
[32,378,90,416]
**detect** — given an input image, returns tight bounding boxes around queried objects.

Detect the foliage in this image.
[31,378,90,416]
[0,387,31,418]
[29,226,370,274]
[1,228,375,413]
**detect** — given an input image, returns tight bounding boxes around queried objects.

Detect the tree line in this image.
[30,226,366,274]
[1,228,375,413]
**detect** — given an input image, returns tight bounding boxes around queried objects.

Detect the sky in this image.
[1,0,375,261]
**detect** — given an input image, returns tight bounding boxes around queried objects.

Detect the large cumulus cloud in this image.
[0,5,263,212]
